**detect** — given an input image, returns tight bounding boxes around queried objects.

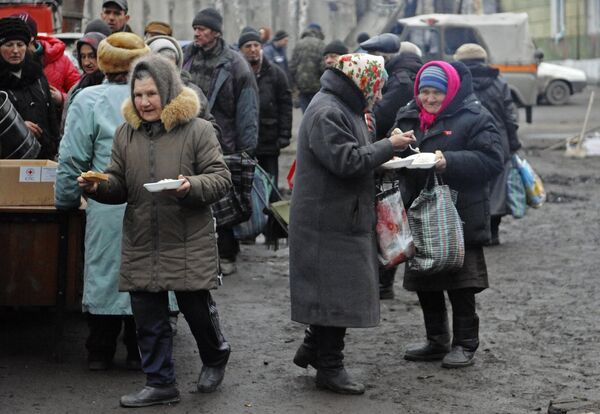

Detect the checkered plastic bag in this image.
[407,173,465,275]
[211,152,256,227]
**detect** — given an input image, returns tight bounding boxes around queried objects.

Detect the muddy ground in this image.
[1,88,600,414]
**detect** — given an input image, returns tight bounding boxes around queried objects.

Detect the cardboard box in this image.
[0,159,57,206]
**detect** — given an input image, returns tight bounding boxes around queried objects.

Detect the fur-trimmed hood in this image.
[122,86,200,132]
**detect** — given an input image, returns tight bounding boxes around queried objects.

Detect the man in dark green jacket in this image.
[289,24,325,112]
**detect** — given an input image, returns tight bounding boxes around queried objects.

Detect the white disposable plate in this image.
[380,156,414,169]
[143,179,185,192]
[405,153,438,169]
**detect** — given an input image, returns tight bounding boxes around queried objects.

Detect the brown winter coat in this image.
[91,87,231,292]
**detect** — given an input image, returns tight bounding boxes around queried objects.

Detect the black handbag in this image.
[211,152,256,228]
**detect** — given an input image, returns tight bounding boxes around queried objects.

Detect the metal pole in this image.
[456,0,464,13]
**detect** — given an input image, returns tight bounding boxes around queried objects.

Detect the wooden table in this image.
[0,205,84,360]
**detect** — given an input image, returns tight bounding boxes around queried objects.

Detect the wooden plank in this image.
[548,399,600,414]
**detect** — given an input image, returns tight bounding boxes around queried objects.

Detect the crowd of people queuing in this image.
[0,0,521,407]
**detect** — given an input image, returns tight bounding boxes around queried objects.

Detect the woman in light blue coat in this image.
[55,33,160,370]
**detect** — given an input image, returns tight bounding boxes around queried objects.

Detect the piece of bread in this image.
[80,171,109,182]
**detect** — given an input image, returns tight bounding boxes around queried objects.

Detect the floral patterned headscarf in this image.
[336,53,388,108]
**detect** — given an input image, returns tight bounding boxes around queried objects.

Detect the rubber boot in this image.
[314,326,365,395]
[442,314,479,368]
[379,266,397,300]
[404,312,451,361]
[293,326,318,369]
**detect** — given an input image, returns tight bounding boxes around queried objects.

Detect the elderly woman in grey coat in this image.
[289,53,416,395]
[78,54,232,407]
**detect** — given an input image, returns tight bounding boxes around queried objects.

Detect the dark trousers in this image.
[299,92,316,113]
[491,215,502,238]
[379,265,397,288]
[416,288,477,319]
[308,325,347,370]
[86,314,138,362]
[130,290,230,387]
[217,226,239,261]
[256,154,280,202]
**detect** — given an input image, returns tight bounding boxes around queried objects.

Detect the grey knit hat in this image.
[323,39,348,56]
[192,8,223,33]
[272,30,289,42]
[130,54,183,109]
[84,18,111,36]
[238,27,261,47]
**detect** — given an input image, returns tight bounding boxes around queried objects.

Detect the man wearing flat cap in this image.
[263,29,290,81]
[361,35,424,300]
[100,0,133,34]
[372,41,423,141]
[182,8,259,276]
[239,27,292,211]
[360,33,401,62]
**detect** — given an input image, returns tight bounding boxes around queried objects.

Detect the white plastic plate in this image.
[380,156,415,169]
[143,179,185,192]
[405,153,438,169]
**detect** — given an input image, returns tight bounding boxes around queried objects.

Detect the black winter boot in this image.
[293,326,318,369]
[314,326,364,395]
[442,314,479,368]
[404,312,451,361]
[486,216,501,246]
[379,266,397,300]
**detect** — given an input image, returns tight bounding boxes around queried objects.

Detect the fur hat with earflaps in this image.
[97,32,150,74]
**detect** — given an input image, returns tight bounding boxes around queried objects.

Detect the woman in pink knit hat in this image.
[395,60,504,368]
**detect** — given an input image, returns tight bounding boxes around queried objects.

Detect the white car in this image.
[537,62,587,105]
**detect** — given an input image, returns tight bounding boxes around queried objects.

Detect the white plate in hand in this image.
[143,179,185,192]
[380,156,414,169]
[405,153,438,169]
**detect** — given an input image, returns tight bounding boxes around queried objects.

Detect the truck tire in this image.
[545,80,571,105]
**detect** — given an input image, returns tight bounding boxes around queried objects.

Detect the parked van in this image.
[383,13,543,122]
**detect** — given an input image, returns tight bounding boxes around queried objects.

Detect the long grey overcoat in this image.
[289,69,394,328]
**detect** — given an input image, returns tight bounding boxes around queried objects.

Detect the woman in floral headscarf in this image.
[289,54,416,395]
